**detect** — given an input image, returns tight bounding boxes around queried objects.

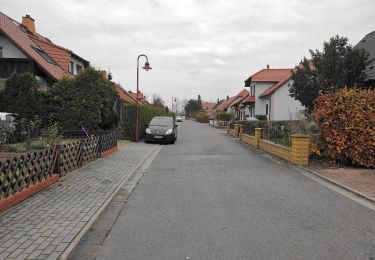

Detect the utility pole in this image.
[172,97,177,115]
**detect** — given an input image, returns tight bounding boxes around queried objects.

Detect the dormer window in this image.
[69,61,74,74]
[31,45,57,65]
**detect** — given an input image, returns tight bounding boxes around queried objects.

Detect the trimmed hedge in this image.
[216,112,231,121]
[195,110,209,123]
[314,88,375,168]
[120,103,169,141]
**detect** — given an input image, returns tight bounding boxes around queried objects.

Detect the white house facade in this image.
[244,67,305,121]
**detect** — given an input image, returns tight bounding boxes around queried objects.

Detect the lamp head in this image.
[143,62,152,71]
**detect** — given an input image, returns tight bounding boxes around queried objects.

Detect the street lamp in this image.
[136,54,152,142]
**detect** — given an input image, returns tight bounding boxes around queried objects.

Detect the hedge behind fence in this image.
[195,111,209,123]
[315,88,375,168]
[120,103,169,141]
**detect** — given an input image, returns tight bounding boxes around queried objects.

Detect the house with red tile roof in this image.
[0,13,89,88]
[243,65,304,120]
[114,83,137,103]
[202,102,215,111]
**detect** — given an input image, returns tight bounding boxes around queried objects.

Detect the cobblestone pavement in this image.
[0,143,156,260]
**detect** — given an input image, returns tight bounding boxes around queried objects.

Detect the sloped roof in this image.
[28,34,71,71]
[230,89,250,107]
[249,68,292,82]
[355,31,375,81]
[202,102,216,110]
[0,12,68,80]
[240,95,255,104]
[245,68,293,98]
[259,77,291,97]
[114,83,137,103]
[216,96,236,111]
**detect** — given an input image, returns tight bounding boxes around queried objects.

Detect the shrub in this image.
[120,103,169,141]
[0,73,48,123]
[49,68,119,130]
[314,88,375,167]
[195,111,209,123]
[216,112,231,121]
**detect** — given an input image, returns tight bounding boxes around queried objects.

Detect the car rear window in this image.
[149,118,173,126]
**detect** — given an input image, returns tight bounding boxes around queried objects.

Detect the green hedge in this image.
[120,103,169,141]
[216,112,231,121]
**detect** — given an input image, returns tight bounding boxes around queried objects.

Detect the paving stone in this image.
[0,144,153,259]
[15,253,29,260]
[54,242,69,252]
[0,252,10,260]
[46,252,62,260]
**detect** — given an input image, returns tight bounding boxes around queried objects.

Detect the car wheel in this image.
[170,140,175,144]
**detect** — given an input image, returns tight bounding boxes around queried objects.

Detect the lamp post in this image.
[136,54,152,142]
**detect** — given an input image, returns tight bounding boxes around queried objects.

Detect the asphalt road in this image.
[96,120,375,260]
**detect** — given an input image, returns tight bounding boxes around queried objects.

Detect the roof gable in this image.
[0,12,69,80]
[114,83,137,103]
[248,68,292,82]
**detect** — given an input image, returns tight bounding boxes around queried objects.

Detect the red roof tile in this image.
[216,89,249,111]
[246,68,293,98]
[250,68,292,82]
[0,12,68,80]
[240,95,255,104]
[216,97,234,111]
[259,78,291,97]
[114,83,137,103]
[202,102,215,110]
[29,34,71,71]
[230,90,250,107]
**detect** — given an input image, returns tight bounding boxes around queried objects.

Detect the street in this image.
[92,120,375,259]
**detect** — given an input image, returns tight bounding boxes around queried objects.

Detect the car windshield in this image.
[149,118,173,127]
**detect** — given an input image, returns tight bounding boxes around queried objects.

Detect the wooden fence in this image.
[0,132,117,200]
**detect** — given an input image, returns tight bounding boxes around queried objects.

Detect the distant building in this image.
[0,13,89,88]
[244,66,304,120]
[355,31,375,86]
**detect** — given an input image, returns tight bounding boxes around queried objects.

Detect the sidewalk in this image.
[306,166,375,201]
[0,143,156,260]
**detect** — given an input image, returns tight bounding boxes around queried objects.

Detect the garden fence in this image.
[0,132,117,199]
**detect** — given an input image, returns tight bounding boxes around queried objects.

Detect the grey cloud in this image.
[2,0,375,107]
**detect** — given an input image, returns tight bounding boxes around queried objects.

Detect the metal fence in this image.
[262,125,292,147]
[242,122,257,136]
[0,132,117,199]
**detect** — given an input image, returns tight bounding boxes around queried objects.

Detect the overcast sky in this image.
[3,0,375,108]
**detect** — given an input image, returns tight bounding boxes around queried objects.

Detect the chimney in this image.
[266,64,270,69]
[22,15,36,34]
[101,70,108,80]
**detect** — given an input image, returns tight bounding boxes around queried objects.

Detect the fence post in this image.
[290,135,310,165]
[234,124,239,138]
[239,124,244,139]
[53,144,60,175]
[98,135,102,155]
[255,128,262,148]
